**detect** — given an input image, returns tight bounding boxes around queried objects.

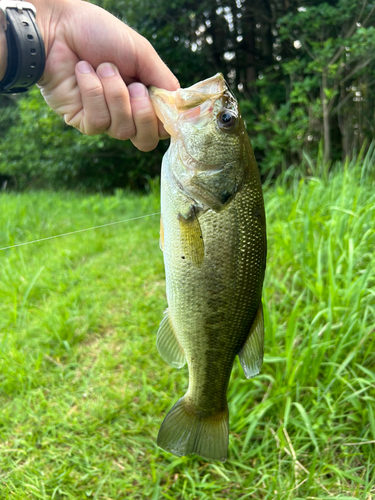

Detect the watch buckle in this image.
[0,1,37,31]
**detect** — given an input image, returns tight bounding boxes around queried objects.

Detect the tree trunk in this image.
[337,83,350,160]
[322,70,331,164]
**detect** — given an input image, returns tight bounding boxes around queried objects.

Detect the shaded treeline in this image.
[1,0,375,189]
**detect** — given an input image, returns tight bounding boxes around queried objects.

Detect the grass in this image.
[0,157,374,499]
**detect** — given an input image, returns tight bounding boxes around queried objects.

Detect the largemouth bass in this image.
[149,74,267,462]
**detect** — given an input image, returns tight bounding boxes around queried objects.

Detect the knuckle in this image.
[64,110,110,136]
[84,127,101,136]
[141,143,159,152]
[133,137,159,152]
[110,125,136,141]
[84,84,104,100]
[64,115,78,129]
[86,116,111,135]
[134,108,155,127]
[106,88,126,103]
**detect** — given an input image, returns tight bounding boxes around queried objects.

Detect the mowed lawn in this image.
[0,164,374,499]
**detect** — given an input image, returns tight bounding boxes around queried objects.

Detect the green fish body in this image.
[149,74,267,462]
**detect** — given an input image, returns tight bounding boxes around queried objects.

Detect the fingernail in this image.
[128,83,147,98]
[77,61,92,74]
[97,63,117,78]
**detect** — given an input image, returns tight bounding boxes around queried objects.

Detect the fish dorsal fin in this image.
[157,309,186,369]
[178,206,204,266]
[238,302,264,379]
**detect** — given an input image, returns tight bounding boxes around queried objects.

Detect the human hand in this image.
[26,0,179,151]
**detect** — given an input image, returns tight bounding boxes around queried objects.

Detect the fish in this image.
[149,74,267,462]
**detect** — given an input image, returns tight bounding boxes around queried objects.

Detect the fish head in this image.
[149,74,246,170]
[149,74,251,210]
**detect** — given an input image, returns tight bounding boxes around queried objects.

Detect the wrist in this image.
[0,1,46,93]
[27,0,73,57]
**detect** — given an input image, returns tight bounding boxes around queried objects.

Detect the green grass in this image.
[0,158,374,499]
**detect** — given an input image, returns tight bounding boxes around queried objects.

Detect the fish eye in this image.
[218,110,237,130]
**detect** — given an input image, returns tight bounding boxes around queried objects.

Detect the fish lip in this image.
[148,86,179,137]
[174,73,227,111]
[149,73,228,137]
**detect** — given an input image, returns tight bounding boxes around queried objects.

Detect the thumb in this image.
[120,30,180,91]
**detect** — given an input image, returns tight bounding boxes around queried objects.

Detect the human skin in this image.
[0,0,180,151]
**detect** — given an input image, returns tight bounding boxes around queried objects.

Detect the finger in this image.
[71,61,111,135]
[158,119,170,140]
[128,83,160,152]
[96,63,135,141]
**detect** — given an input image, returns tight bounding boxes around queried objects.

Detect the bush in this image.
[0,89,166,191]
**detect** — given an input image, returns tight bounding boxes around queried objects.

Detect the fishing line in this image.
[0,212,161,252]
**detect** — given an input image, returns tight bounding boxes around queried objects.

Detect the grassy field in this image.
[0,160,374,499]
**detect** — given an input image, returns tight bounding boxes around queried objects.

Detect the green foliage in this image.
[0,88,165,190]
[0,95,21,186]
[0,155,375,497]
[0,95,19,135]
[1,0,375,187]
[277,0,375,162]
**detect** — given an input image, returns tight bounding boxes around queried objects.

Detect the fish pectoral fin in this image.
[178,206,204,266]
[238,302,264,379]
[159,216,164,252]
[157,309,186,369]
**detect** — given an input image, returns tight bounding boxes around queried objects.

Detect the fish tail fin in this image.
[157,396,229,462]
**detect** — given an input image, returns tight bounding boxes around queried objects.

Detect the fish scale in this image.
[149,74,267,461]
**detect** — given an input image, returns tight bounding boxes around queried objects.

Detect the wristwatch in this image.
[0,0,45,94]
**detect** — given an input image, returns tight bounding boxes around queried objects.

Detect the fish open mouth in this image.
[149,73,227,137]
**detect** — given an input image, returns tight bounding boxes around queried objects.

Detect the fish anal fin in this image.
[238,302,264,379]
[178,206,204,266]
[159,216,164,252]
[157,309,186,368]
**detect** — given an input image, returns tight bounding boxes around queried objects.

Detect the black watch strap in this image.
[0,1,45,94]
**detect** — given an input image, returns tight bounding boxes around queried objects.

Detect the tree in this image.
[2,0,375,189]
[0,88,165,190]
[280,0,375,162]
